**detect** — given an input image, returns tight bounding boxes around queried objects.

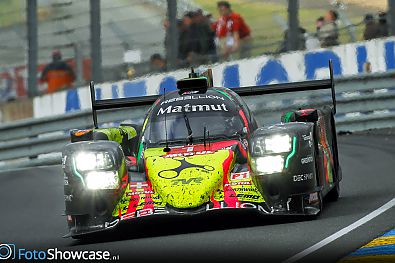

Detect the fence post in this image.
[287,0,300,51]
[90,0,102,83]
[27,0,38,97]
[389,0,395,36]
[166,0,178,70]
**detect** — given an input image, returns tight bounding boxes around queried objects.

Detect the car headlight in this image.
[85,171,119,190]
[251,155,284,175]
[74,152,114,171]
[253,134,292,154]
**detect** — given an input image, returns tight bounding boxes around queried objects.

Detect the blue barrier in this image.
[61,38,395,115]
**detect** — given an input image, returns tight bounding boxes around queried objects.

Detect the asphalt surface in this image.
[0,129,394,262]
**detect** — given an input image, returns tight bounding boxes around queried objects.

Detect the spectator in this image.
[178,12,194,65]
[40,50,75,93]
[363,14,381,40]
[195,9,217,62]
[318,10,339,47]
[377,11,389,38]
[163,18,171,58]
[212,1,252,60]
[305,17,324,50]
[126,66,135,80]
[150,53,167,73]
[316,16,324,32]
[178,11,217,67]
[305,33,321,51]
[278,27,306,53]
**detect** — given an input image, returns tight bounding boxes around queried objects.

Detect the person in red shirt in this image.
[212,1,252,60]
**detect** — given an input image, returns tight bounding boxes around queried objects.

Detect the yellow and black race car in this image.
[62,63,341,239]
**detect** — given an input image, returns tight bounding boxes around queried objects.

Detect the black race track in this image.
[0,129,394,262]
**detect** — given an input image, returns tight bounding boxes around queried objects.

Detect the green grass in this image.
[0,0,24,27]
[195,0,365,56]
[0,0,51,28]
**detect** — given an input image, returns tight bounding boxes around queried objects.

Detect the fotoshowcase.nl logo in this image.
[0,243,120,261]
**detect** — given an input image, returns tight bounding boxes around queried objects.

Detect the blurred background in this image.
[0,0,390,122]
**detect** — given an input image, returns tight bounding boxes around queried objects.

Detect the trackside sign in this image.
[33,37,395,118]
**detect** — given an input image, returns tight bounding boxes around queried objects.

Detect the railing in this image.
[0,71,394,170]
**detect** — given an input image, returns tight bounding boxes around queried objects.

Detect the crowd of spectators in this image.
[279,9,390,53]
[163,8,216,68]
[363,12,388,40]
[43,4,392,95]
[159,4,390,69]
[160,1,251,69]
[154,3,392,75]
[279,10,340,53]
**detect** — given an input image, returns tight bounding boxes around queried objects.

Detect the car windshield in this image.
[144,111,244,145]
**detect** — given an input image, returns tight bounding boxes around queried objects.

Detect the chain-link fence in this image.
[0,0,389,103]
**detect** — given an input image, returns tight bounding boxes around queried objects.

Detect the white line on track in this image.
[282,197,395,263]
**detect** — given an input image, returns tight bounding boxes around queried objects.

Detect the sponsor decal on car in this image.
[229,193,261,200]
[171,177,203,185]
[301,156,314,164]
[145,150,231,208]
[104,219,119,229]
[230,171,250,181]
[293,173,314,182]
[64,174,69,186]
[160,95,225,105]
[133,207,169,218]
[156,103,228,116]
[130,195,162,201]
[121,213,135,220]
[132,201,164,208]
[224,181,252,187]
[309,192,319,204]
[163,150,214,158]
[61,155,68,169]
[129,182,149,189]
[302,132,313,147]
[64,195,73,202]
[206,201,270,214]
[127,190,154,196]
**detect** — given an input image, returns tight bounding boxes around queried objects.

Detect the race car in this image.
[62,62,341,238]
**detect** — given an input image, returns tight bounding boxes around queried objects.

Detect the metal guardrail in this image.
[0,71,394,170]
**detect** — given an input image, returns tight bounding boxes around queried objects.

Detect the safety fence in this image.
[0,71,394,170]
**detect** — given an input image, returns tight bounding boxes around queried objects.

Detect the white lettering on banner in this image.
[156,103,228,115]
[32,37,395,118]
